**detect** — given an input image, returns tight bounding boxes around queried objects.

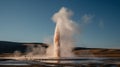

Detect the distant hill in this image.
[0,41,48,54]
[0,41,120,58]
[0,41,95,54]
[0,41,111,54]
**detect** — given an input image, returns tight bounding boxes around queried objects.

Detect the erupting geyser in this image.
[53,24,61,63]
[53,23,60,59]
[52,7,79,63]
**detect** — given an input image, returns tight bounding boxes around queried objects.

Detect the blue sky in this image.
[0,0,120,48]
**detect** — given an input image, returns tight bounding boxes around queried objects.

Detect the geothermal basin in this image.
[0,7,120,67]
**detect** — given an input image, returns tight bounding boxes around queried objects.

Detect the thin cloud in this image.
[81,14,94,24]
[99,20,104,29]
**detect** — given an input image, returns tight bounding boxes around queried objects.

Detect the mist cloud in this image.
[81,14,94,24]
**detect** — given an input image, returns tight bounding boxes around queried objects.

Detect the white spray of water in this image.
[51,7,79,58]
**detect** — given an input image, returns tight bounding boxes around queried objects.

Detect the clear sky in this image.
[0,0,120,48]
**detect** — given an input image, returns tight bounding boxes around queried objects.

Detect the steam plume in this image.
[52,7,79,58]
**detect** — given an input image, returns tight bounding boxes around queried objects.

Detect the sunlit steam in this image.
[52,7,79,58]
[53,23,60,59]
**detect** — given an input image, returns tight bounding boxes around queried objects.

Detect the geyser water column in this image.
[52,7,79,63]
[53,23,60,59]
